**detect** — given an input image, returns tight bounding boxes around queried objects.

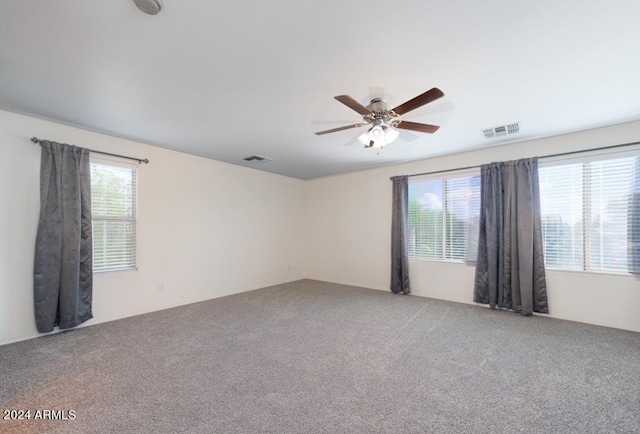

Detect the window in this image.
[90,159,138,272]
[408,173,481,262]
[539,154,639,274]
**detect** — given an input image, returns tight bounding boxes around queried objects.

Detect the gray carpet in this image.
[1,279,639,434]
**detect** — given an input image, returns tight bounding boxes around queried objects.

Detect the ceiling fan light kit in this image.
[357,120,400,149]
[316,88,444,149]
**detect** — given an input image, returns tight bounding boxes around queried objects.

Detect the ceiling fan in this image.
[315,87,444,149]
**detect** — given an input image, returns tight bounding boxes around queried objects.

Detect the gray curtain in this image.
[390,176,410,294]
[629,156,640,275]
[473,158,548,315]
[34,140,93,333]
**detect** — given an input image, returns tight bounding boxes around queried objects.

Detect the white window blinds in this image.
[539,154,638,274]
[538,162,584,270]
[408,173,481,261]
[90,160,138,272]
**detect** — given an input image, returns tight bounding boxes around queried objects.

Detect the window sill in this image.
[545,268,638,278]
[93,267,138,274]
[409,257,476,267]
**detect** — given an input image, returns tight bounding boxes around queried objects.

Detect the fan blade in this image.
[315,123,365,135]
[334,95,372,115]
[396,121,440,134]
[392,88,444,116]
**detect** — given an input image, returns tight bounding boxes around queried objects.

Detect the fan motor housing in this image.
[365,98,398,125]
[367,98,392,113]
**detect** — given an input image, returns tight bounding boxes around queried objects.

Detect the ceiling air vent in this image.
[243,155,272,162]
[482,122,520,139]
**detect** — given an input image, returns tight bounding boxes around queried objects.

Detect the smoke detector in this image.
[133,0,162,15]
[482,122,520,139]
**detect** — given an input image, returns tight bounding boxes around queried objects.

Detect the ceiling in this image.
[1,1,640,179]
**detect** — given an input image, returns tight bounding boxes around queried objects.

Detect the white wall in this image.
[1,110,638,346]
[0,109,307,345]
[306,121,640,332]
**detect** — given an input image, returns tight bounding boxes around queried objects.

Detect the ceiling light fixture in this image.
[315,89,444,151]
[358,121,400,149]
[133,0,162,15]
[355,99,403,149]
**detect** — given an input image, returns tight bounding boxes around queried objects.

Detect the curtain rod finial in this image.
[31,137,40,143]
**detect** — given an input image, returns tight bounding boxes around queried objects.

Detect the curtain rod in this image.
[30,137,150,164]
[394,140,640,179]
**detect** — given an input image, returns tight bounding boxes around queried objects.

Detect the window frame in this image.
[90,156,139,274]
[407,169,481,264]
[538,150,639,276]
